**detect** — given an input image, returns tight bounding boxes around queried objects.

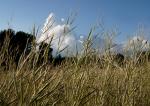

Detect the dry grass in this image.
[0,48,150,106]
[0,23,150,106]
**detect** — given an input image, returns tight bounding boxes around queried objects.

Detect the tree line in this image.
[0,29,150,70]
[0,29,75,69]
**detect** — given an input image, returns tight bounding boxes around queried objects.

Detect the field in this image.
[1,0,150,106]
[0,39,150,106]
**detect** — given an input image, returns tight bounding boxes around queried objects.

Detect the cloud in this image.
[109,36,150,56]
[38,13,128,57]
[124,36,150,51]
[37,13,80,57]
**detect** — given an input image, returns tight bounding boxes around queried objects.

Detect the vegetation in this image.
[0,28,150,106]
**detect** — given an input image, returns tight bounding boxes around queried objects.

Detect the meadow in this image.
[0,24,150,106]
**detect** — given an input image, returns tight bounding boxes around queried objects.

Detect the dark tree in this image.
[0,29,36,70]
[10,31,35,53]
[0,29,15,49]
[37,42,53,65]
[9,31,35,64]
[0,29,15,70]
[113,53,125,65]
[53,54,65,66]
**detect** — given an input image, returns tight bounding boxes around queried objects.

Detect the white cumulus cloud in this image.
[37,13,125,57]
[37,13,80,57]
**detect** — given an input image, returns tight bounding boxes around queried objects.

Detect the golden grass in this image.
[0,51,150,106]
[0,25,150,106]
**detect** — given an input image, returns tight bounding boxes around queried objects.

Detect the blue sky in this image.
[0,0,150,42]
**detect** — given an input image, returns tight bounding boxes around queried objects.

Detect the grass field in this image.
[0,42,150,106]
[0,20,150,105]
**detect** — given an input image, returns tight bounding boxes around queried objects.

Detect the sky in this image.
[0,0,150,43]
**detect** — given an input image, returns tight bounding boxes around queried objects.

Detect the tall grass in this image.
[0,25,150,106]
